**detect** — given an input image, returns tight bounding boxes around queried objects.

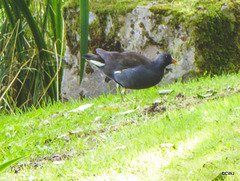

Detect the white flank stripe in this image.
[88,60,105,67]
[114,71,122,74]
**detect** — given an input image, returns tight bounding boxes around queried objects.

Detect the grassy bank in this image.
[1,72,240,180]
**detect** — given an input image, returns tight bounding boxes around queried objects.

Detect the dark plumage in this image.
[83,48,178,89]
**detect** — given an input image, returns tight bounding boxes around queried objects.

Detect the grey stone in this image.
[61,5,198,101]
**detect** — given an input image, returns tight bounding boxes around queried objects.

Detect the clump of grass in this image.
[0,0,65,112]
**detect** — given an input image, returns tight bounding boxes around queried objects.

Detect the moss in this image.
[192,8,240,74]
[63,5,80,55]
[90,0,139,15]
[149,4,172,16]
[88,12,123,52]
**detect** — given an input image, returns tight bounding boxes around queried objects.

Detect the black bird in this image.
[83,48,178,89]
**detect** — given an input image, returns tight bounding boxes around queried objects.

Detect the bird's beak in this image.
[171,57,179,65]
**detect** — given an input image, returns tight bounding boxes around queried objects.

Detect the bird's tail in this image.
[82,54,105,67]
[82,54,99,61]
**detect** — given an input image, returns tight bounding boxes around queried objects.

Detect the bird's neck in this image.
[153,59,167,71]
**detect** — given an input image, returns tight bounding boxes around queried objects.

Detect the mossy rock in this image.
[193,9,240,75]
[64,0,240,75]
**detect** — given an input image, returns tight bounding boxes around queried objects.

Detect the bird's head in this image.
[155,53,179,68]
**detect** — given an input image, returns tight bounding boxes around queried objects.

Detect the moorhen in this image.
[83,48,178,89]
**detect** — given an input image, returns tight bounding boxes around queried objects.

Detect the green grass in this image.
[1,72,240,180]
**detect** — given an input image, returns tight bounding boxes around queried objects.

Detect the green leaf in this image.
[2,0,15,29]
[0,156,26,172]
[14,0,48,60]
[79,0,89,83]
[158,90,174,95]
[42,0,50,34]
[2,0,24,62]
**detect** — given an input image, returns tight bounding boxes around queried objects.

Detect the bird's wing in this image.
[96,48,151,70]
[113,66,161,89]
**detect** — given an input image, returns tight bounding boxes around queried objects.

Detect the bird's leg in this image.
[116,84,124,101]
[121,87,126,95]
[116,84,135,103]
